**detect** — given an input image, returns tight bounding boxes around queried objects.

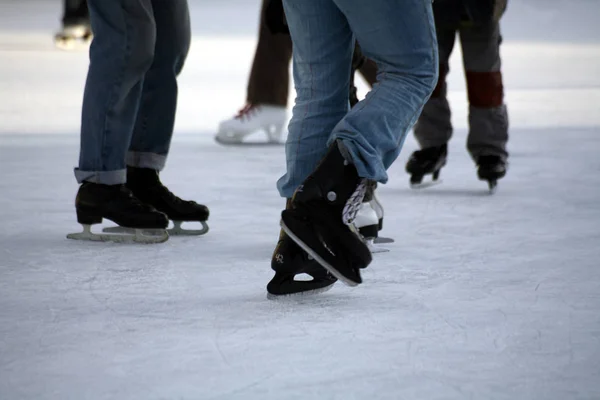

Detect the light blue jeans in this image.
[74,0,191,185]
[277,0,438,198]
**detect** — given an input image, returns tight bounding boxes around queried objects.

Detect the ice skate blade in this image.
[215,125,285,146]
[214,134,283,147]
[67,224,168,244]
[487,180,498,194]
[266,284,334,300]
[54,33,91,51]
[410,179,443,189]
[373,236,394,244]
[281,220,359,287]
[103,220,209,236]
[366,239,390,254]
[168,221,209,236]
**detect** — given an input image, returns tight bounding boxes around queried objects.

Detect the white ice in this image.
[1,1,600,399]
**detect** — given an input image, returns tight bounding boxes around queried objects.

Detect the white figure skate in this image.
[215,104,287,145]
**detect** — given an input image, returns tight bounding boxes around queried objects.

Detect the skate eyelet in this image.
[327,191,337,202]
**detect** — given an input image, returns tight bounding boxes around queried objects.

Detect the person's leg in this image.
[276,0,354,198]
[278,0,437,286]
[460,21,509,161]
[413,26,456,149]
[403,25,456,185]
[69,0,170,240]
[62,0,89,26]
[328,0,439,185]
[126,0,191,170]
[75,0,156,185]
[122,0,209,233]
[269,0,355,293]
[216,0,292,144]
[247,0,293,106]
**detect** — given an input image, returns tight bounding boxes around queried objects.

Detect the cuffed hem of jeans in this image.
[74,168,126,185]
[276,175,296,199]
[126,152,167,171]
[334,137,389,185]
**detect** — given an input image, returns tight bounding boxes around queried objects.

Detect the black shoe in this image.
[477,155,507,181]
[267,229,337,298]
[74,182,168,229]
[126,167,209,223]
[477,155,507,191]
[405,144,447,186]
[281,141,372,287]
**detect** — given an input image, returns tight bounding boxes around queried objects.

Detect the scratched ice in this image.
[1,1,599,399]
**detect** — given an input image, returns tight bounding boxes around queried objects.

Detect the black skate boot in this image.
[54,19,92,50]
[55,0,92,50]
[267,227,337,299]
[281,140,372,287]
[104,167,210,236]
[477,155,507,193]
[405,144,448,188]
[67,182,169,243]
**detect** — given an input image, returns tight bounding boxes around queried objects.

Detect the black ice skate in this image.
[54,19,92,51]
[267,229,337,299]
[67,182,169,244]
[477,155,507,193]
[405,144,448,188]
[281,141,372,287]
[103,167,210,236]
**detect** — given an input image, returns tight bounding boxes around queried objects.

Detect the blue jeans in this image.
[277,0,438,198]
[74,0,191,185]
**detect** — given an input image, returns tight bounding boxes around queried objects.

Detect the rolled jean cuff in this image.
[334,138,389,184]
[74,168,126,185]
[126,151,167,171]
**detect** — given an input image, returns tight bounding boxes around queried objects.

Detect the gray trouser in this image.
[413,21,509,162]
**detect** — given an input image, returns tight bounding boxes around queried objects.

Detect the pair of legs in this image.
[414,21,509,162]
[267,0,437,293]
[69,0,208,243]
[277,0,438,198]
[75,0,191,184]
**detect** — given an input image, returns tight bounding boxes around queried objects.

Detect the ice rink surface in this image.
[1,1,599,399]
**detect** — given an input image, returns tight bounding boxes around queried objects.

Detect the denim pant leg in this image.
[276,0,354,199]
[127,0,191,170]
[330,0,438,183]
[74,0,156,184]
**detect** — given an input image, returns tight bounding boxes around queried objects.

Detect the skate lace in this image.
[342,179,368,225]
[155,184,190,206]
[234,104,259,121]
[119,186,155,211]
